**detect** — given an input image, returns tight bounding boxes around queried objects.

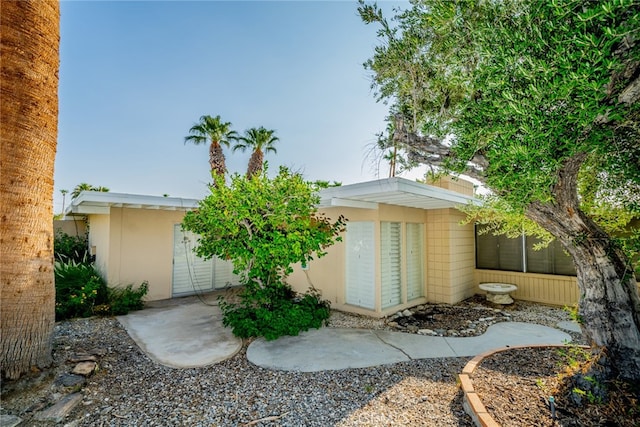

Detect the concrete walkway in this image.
[117,301,242,369]
[246,322,571,372]
[117,298,574,372]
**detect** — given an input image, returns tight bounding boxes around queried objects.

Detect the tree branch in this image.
[391,114,488,182]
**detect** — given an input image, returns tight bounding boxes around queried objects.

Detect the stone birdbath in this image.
[479,282,518,304]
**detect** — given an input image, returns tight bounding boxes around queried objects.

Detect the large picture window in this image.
[475,225,576,276]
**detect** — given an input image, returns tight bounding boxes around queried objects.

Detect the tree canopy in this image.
[361,0,639,206]
[233,126,279,178]
[360,0,640,381]
[184,115,239,178]
[182,166,345,286]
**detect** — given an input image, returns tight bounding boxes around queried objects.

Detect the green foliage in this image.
[54,259,108,320]
[182,166,344,339]
[182,166,346,285]
[360,0,640,204]
[54,230,89,263]
[54,259,148,320]
[362,0,640,279]
[106,282,149,315]
[71,183,109,199]
[219,282,330,340]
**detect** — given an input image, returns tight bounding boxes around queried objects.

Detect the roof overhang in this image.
[66,191,200,215]
[318,177,478,210]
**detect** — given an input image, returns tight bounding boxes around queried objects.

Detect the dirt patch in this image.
[473,347,640,427]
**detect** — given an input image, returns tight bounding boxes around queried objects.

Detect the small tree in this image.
[182,166,346,339]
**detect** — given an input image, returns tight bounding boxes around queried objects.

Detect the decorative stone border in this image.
[458,344,590,427]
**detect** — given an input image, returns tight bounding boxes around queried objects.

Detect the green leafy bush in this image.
[107,281,149,315]
[55,259,148,320]
[54,230,89,263]
[54,259,107,320]
[219,282,330,340]
[183,167,344,339]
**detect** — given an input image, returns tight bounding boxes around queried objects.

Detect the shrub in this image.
[219,282,330,340]
[107,282,149,315]
[55,258,148,320]
[54,229,89,263]
[54,259,108,320]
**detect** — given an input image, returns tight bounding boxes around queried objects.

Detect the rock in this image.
[387,321,399,328]
[90,347,108,357]
[0,414,22,427]
[69,353,97,363]
[55,373,85,388]
[418,329,436,335]
[447,330,457,335]
[485,292,514,304]
[402,309,413,317]
[72,361,97,376]
[434,329,446,336]
[416,305,425,311]
[478,317,495,322]
[34,393,83,423]
[406,325,419,333]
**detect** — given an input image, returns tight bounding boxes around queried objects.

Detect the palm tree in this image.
[60,189,69,214]
[71,183,109,199]
[184,115,238,182]
[233,127,279,178]
[1,0,60,380]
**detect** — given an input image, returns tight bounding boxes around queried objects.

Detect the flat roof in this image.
[318,177,477,210]
[66,191,199,215]
[66,177,478,216]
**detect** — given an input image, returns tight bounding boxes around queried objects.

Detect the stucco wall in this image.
[106,208,186,301]
[88,214,110,284]
[288,206,376,316]
[288,204,476,317]
[54,218,87,237]
[88,208,187,301]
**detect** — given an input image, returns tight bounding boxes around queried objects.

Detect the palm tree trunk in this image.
[526,154,640,382]
[247,149,264,178]
[1,0,60,380]
[209,142,226,185]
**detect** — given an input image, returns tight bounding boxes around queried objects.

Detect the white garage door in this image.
[345,221,375,309]
[172,225,240,297]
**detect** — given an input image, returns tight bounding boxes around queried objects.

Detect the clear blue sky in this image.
[55,0,411,213]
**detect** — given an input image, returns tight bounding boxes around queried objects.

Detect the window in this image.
[406,223,425,300]
[475,225,576,276]
[381,222,402,309]
[526,236,576,276]
[475,227,523,272]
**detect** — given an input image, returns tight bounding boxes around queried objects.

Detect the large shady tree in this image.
[360,0,640,381]
[1,0,60,379]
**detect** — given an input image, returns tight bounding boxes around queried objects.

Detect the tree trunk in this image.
[1,0,60,380]
[527,154,640,382]
[209,141,226,185]
[247,149,264,179]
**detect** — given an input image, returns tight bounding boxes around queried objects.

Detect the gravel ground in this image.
[1,297,581,427]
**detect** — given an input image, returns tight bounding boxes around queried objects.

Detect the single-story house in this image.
[66,176,633,316]
[65,191,240,301]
